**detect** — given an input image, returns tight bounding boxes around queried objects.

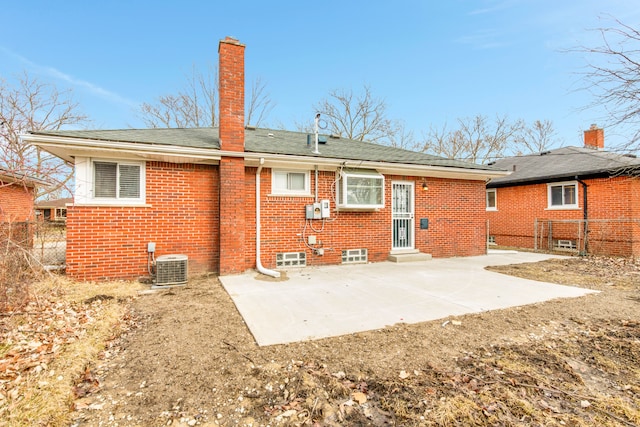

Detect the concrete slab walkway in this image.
[219,251,597,346]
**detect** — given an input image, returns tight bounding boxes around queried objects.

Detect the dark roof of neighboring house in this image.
[29,127,502,172]
[35,198,73,209]
[487,146,640,187]
[0,166,50,187]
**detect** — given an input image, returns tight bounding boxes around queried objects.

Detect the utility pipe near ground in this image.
[255,158,280,278]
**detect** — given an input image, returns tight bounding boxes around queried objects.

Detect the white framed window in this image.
[486,189,497,211]
[336,169,385,209]
[74,157,146,205]
[547,181,578,209]
[271,170,310,195]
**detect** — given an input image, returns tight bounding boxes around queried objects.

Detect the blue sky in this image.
[2,0,639,151]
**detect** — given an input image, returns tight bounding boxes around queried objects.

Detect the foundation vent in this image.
[342,248,368,264]
[276,252,307,267]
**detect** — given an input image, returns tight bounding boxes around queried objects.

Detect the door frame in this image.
[391,180,415,252]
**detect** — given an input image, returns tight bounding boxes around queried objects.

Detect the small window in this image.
[486,189,497,211]
[336,169,384,209]
[93,160,144,201]
[272,170,310,195]
[547,182,578,209]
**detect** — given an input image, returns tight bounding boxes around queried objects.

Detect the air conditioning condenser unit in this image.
[154,254,188,287]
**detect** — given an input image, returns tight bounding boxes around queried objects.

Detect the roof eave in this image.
[243,152,510,180]
[21,134,223,164]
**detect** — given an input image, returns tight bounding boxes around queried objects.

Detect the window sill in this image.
[545,206,580,211]
[486,208,497,211]
[336,206,384,212]
[268,193,313,198]
[74,202,151,208]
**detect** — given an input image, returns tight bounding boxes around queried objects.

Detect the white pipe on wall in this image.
[255,158,280,278]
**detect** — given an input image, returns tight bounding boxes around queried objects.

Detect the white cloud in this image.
[0,46,137,108]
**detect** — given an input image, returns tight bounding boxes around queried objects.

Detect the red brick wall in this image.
[245,169,487,271]
[219,158,246,275]
[66,162,219,281]
[487,177,640,256]
[218,37,245,153]
[0,181,35,222]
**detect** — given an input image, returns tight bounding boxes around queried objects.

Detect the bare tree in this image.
[138,65,273,128]
[246,76,274,128]
[312,85,398,144]
[514,119,558,153]
[422,115,524,163]
[0,73,88,198]
[138,65,216,128]
[387,120,418,150]
[577,17,640,152]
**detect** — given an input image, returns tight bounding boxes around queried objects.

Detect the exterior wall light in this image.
[422,181,429,191]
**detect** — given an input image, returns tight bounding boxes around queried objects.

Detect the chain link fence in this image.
[1,221,66,269]
[534,218,640,257]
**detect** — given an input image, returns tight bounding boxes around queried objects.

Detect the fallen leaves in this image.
[0,294,119,413]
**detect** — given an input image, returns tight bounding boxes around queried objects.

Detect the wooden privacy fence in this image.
[534,218,640,257]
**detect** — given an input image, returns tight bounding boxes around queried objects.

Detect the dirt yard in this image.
[71,256,640,426]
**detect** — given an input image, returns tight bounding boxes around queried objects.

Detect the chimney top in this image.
[583,125,604,150]
[219,36,244,51]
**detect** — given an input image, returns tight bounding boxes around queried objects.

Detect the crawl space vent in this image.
[276,252,306,267]
[342,248,368,264]
[155,254,188,287]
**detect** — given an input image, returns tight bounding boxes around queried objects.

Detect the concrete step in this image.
[388,252,432,263]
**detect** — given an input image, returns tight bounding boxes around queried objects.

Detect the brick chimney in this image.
[218,36,245,152]
[584,124,604,150]
[218,36,246,275]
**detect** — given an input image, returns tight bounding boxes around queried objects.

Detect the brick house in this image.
[0,166,50,246]
[486,125,640,257]
[35,197,72,222]
[23,37,507,281]
[0,166,44,223]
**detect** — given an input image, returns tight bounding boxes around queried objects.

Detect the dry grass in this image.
[1,277,144,427]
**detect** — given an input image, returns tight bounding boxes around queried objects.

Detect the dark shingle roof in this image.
[488,146,640,187]
[31,127,501,172]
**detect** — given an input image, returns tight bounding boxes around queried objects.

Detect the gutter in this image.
[255,158,280,278]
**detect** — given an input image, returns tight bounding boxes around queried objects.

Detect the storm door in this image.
[392,181,415,250]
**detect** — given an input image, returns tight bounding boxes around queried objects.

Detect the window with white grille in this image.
[272,170,310,195]
[93,160,144,202]
[276,252,307,267]
[342,248,368,264]
[547,182,578,209]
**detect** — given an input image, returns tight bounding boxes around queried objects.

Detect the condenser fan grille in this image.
[155,254,188,286]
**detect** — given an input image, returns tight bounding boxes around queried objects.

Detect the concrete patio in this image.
[220,251,597,346]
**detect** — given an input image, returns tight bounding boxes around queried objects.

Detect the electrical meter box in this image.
[320,199,331,218]
[306,201,330,219]
[305,203,322,219]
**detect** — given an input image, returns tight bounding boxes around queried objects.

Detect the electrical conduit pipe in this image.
[256,158,280,278]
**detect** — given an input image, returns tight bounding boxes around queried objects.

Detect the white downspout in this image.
[256,158,280,278]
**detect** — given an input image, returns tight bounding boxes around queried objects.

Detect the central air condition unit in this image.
[154,254,188,287]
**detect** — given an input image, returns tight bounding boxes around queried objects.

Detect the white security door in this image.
[392,181,414,250]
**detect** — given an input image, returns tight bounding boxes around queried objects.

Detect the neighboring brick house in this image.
[35,197,72,222]
[23,37,507,281]
[486,126,640,257]
[0,166,43,223]
[0,166,49,246]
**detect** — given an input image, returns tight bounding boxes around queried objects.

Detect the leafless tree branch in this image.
[0,72,88,198]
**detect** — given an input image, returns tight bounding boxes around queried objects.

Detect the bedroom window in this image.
[486,189,497,210]
[272,170,310,195]
[336,169,384,209]
[548,182,578,209]
[94,161,142,199]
